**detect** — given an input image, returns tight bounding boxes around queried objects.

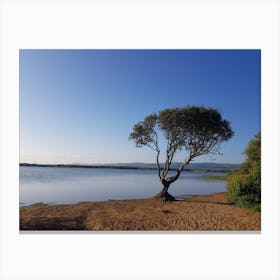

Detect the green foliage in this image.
[240,132,261,173]
[158,106,234,151]
[128,114,158,149]
[227,169,261,210]
[226,132,261,211]
[129,105,234,158]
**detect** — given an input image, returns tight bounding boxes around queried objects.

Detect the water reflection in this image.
[20,166,226,205]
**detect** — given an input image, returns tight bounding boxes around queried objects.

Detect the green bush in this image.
[226,132,261,211]
[226,168,261,211]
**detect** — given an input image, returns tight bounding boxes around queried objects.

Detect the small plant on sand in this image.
[129,105,234,201]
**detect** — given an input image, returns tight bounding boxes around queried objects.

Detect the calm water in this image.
[19,166,226,205]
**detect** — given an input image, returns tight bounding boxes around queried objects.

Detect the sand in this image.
[20,192,261,231]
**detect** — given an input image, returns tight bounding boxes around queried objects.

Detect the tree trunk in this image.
[154,182,176,202]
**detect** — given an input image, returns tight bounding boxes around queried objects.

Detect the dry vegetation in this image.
[20,192,261,231]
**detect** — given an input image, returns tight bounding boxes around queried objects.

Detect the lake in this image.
[19,166,227,205]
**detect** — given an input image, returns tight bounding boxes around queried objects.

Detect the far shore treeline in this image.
[19,162,240,173]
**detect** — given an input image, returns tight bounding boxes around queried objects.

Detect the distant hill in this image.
[20,162,240,172]
[103,162,240,171]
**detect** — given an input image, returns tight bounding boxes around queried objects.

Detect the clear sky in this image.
[19,49,260,164]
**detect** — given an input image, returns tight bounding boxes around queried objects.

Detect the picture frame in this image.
[1,0,279,279]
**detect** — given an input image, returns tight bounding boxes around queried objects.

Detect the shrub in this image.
[226,168,261,211]
[226,132,261,211]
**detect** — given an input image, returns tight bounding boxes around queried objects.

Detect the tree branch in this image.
[156,148,161,179]
[178,154,193,173]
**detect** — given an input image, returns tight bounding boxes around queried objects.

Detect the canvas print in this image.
[19,49,261,231]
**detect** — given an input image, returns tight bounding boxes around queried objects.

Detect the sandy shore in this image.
[20,192,261,231]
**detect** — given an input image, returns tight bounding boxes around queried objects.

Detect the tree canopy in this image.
[129,105,234,201]
[240,132,261,173]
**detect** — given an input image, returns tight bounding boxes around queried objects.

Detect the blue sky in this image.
[19,50,260,164]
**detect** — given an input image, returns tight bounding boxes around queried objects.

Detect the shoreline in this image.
[20,192,261,231]
[19,163,239,173]
[20,194,194,207]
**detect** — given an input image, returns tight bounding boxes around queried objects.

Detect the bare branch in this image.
[178,154,193,173]
[155,148,161,179]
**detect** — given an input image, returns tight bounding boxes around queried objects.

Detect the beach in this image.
[20,192,261,231]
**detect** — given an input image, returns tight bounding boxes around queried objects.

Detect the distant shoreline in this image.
[19,163,238,173]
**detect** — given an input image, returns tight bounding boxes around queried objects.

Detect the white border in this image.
[1,0,279,279]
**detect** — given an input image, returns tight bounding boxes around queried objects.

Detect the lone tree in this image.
[129,105,234,201]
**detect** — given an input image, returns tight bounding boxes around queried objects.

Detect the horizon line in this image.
[19,161,241,165]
